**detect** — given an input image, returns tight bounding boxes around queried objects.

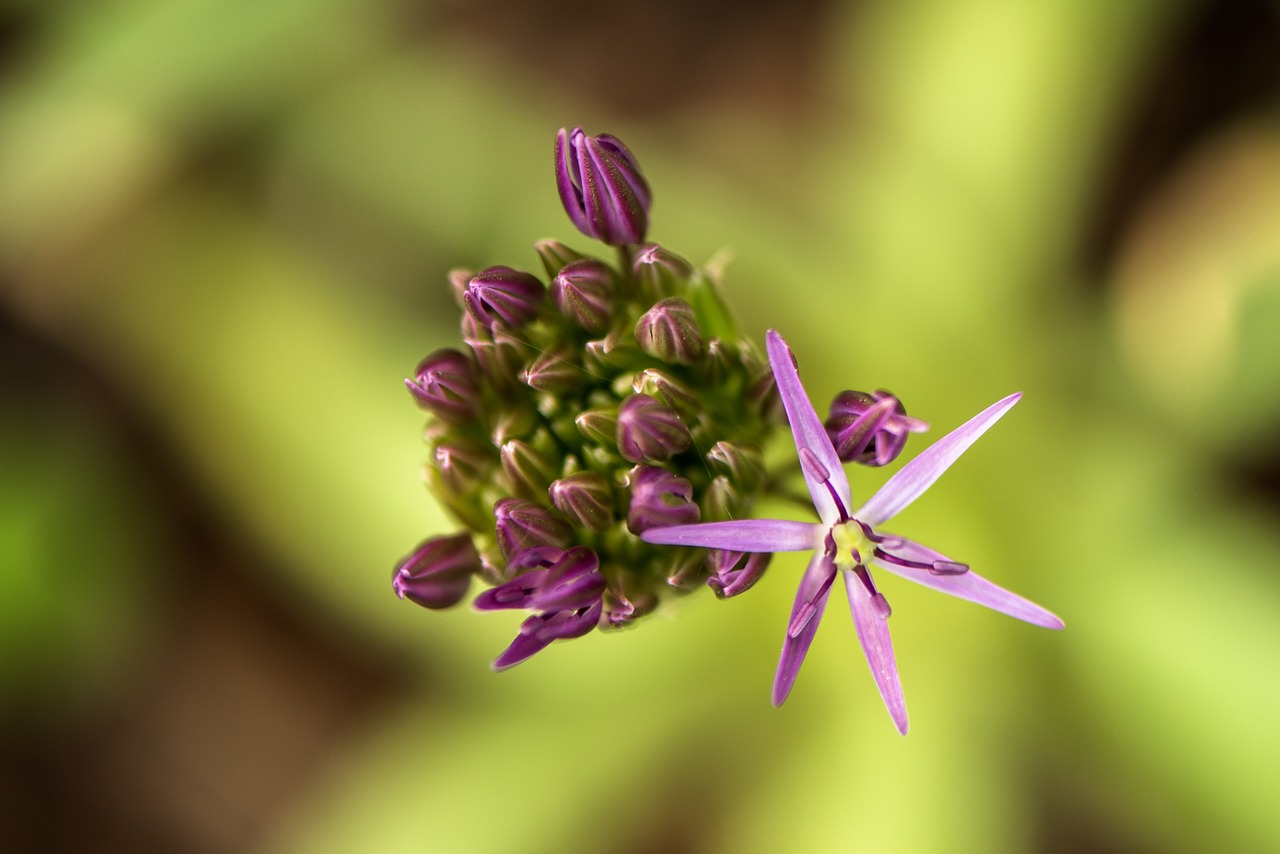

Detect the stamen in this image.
[788,569,837,638]
[874,546,970,576]
[798,447,829,483]
[929,560,969,576]
[799,445,850,521]
[853,565,892,618]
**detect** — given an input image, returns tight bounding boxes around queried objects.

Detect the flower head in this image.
[642,330,1062,734]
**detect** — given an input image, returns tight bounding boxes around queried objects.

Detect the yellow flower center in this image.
[830,520,872,571]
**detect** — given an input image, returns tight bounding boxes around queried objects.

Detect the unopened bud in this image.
[500,438,558,502]
[616,393,692,463]
[825,389,928,466]
[550,259,615,332]
[405,348,479,423]
[635,298,703,365]
[706,550,771,599]
[555,127,651,246]
[463,266,545,329]
[631,368,698,417]
[392,533,480,609]
[626,465,700,534]
[533,239,587,279]
[521,347,583,393]
[494,497,572,558]
[633,243,694,300]
[549,471,615,532]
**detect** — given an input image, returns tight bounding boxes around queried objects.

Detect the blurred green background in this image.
[3,0,1280,851]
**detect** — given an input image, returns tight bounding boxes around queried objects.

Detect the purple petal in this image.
[640,519,820,552]
[765,330,852,526]
[843,569,908,734]
[772,553,837,706]
[856,393,1021,528]
[491,615,555,670]
[872,536,1064,629]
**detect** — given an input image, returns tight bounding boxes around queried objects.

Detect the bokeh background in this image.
[3,0,1280,851]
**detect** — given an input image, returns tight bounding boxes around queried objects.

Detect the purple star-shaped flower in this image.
[641,330,1063,734]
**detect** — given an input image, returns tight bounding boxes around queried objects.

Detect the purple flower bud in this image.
[706,550,771,599]
[824,389,929,466]
[474,546,604,613]
[392,533,480,609]
[555,127,651,246]
[463,266,545,329]
[521,347,583,393]
[632,243,694,300]
[549,471,615,532]
[492,602,603,670]
[616,393,692,463]
[635,298,703,365]
[626,465,700,534]
[532,547,606,611]
[550,259,615,332]
[405,348,479,423]
[500,438,558,502]
[494,497,572,559]
[533,239,586,279]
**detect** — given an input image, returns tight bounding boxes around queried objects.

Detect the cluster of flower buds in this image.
[396,128,796,669]
[395,127,930,671]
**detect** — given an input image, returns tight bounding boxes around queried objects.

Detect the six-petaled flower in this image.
[642,330,1063,734]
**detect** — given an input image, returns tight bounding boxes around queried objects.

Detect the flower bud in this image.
[748,369,783,424]
[631,368,698,417]
[550,259,615,332]
[635,298,703,365]
[431,438,497,496]
[462,313,524,389]
[616,393,692,463]
[555,127,651,246]
[706,550,771,599]
[448,268,474,310]
[665,549,709,591]
[392,533,480,609]
[405,348,479,423]
[500,438,558,501]
[824,389,928,466]
[702,475,739,522]
[474,546,604,613]
[521,347,583,393]
[574,405,620,447]
[463,266,545,329]
[494,497,572,559]
[632,243,694,300]
[706,441,763,493]
[626,465,700,534]
[492,604,603,670]
[549,471,615,532]
[600,587,656,629]
[533,239,586,279]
